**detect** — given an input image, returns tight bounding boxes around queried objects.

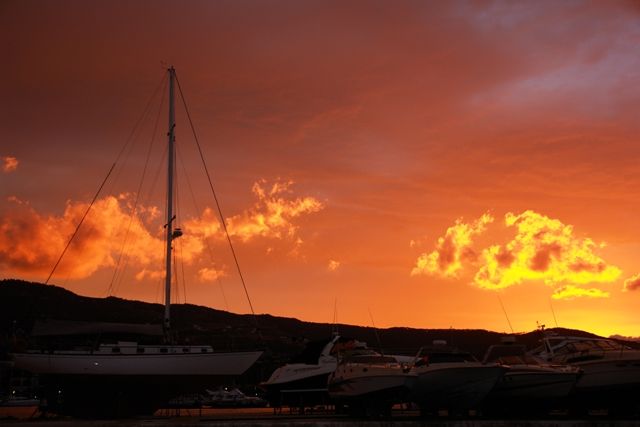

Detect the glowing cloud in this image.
[0,180,322,281]
[474,210,620,299]
[226,180,324,241]
[0,195,163,279]
[623,274,640,292]
[198,267,225,282]
[552,285,609,300]
[186,179,323,245]
[328,259,341,272]
[2,156,18,173]
[411,213,494,277]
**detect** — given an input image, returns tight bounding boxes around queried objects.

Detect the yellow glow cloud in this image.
[552,285,609,300]
[411,213,494,277]
[474,210,620,299]
[2,156,18,173]
[623,273,640,292]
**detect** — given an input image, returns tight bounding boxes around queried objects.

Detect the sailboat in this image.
[10,67,263,417]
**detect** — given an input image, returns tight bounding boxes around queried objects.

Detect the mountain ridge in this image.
[1,278,629,369]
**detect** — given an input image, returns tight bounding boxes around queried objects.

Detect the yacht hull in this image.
[261,371,333,408]
[411,365,504,411]
[328,373,414,401]
[574,358,640,391]
[569,358,640,413]
[490,369,578,399]
[483,368,579,414]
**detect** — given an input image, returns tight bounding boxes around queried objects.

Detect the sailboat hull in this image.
[13,350,262,417]
[13,350,262,376]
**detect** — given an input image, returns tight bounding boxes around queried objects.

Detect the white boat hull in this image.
[411,364,504,410]
[12,350,262,376]
[574,358,640,391]
[490,367,578,400]
[329,373,414,400]
[11,350,262,417]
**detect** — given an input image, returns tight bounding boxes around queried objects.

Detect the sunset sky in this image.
[2,0,640,337]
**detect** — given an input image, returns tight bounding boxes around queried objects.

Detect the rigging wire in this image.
[179,237,188,304]
[43,71,166,286]
[173,249,180,304]
[174,73,258,321]
[173,148,188,304]
[108,76,168,296]
[176,144,230,311]
[498,294,515,334]
[549,298,559,328]
[368,307,384,356]
[45,163,116,284]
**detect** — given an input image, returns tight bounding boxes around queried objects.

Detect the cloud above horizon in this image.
[623,273,640,292]
[0,180,322,281]
[2,156,18,173]
[411,213,494,278]
[475,211,620,297]
[413,210,620,300]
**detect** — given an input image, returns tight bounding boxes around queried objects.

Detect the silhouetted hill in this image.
[1,278,632,382]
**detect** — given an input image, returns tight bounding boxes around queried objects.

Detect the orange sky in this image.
[2,0,640,337]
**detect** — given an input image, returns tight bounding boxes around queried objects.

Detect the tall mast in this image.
[164,66,176,334]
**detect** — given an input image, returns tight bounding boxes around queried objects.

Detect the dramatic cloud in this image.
[623,274,640,292]
[0,195,163,279]
[552,285,609,300]
[474,210,620,299]
[411,213,494,277]
[186,179,322,243]
[2,156,18,173]
[0,180,322,281]
[227,180,324,241]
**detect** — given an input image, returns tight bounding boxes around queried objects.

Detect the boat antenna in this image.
[497,294,514,334]
[331,297,339,337]
[549,298,559,328]
[368,307,384,356]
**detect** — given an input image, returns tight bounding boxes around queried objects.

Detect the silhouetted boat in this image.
[481,336,580,414]
[328,351,416,417]
[204,386,267,408]
[260,335,366,408]
[408,340,504,415]
[532,332,640,413]
[10,67,262,418]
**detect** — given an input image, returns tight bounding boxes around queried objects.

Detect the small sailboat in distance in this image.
[11,67,263,417]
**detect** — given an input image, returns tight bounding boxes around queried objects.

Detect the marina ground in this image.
[3,406,640,426]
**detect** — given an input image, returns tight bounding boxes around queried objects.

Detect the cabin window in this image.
[182,348,190,353]
[137,348,145,354]
[160,348,168,353]
[201,348,208,353]
[111,347,120,353]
